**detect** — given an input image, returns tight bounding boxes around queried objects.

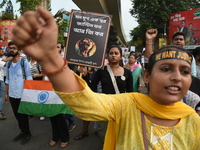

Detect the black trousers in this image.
[9,97,30,135]
[49,114,69,142]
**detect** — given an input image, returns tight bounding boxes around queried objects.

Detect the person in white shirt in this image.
[0,48,6,120]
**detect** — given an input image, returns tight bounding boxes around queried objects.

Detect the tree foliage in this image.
[129,0,200,43]
[56,18,69,45]
[16,0,42,14]
[107,25,119,48]
[1,11,13,20]
[0,0,7,8]
[127,40,136,47]
[54,9,70,45]
[0,0,14,20]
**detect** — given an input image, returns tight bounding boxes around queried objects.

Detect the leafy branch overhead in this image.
[0,0,7,8]
[56,18,69,45]
[54,8,70,45]
[129,0,200,44]
[16,0,51,14]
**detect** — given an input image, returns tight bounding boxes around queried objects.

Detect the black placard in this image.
[65,10,112,68]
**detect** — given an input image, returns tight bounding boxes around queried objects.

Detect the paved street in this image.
[0,86,147,150]
[0,103,101,150]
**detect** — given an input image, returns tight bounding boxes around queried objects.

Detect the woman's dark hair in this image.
[57,42,64,49]
[107,45,122,56]
[147,45,192,74]
[145,45,192,93]
[107,45,123,66]
[128,53,138,59]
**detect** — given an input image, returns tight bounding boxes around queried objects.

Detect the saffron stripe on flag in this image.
[24,80,53,91]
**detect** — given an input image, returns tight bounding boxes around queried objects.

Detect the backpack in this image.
[7,59,26,80]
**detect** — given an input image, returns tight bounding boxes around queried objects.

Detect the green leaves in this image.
[57,18,69,45]
[0,0,7,8]
[54,9,70,45]
[107,25,119,47]
[16,0,51,14]
[129,0,200,45]
[16,0,42,14]
[1,12,13,20]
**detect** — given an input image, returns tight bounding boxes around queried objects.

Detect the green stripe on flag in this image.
[18,101,73,117]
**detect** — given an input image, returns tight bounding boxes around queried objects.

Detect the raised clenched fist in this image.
[146,29,158,40]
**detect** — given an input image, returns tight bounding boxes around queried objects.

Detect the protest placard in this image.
[0,20,16,47]
[65,10,112,68]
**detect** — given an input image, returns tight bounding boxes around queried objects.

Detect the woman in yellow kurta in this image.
[12,7,200,150]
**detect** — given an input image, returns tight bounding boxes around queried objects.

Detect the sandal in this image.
[49,140,57,146]
[74,132,89,140]
[60,142,69,148]
[0,114,6,120]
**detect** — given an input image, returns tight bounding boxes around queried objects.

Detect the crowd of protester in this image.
[1,7,200,150]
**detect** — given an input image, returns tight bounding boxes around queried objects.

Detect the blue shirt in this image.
[5,58,32,98]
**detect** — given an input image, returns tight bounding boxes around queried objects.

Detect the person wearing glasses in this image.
[0,48,6,120]
[11,8,200,149]
[4,42,33,145]
[145,29,196,77]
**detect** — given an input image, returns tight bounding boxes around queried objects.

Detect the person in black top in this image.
[92,45,133,94]
[91,45,133,147]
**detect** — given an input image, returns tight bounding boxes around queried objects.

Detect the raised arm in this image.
[12,7,83,93]
[144,29,158,58]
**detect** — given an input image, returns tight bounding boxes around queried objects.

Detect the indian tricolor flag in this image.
[18,80,73,117]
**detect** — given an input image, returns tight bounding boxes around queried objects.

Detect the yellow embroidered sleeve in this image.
[55,73,131,121]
